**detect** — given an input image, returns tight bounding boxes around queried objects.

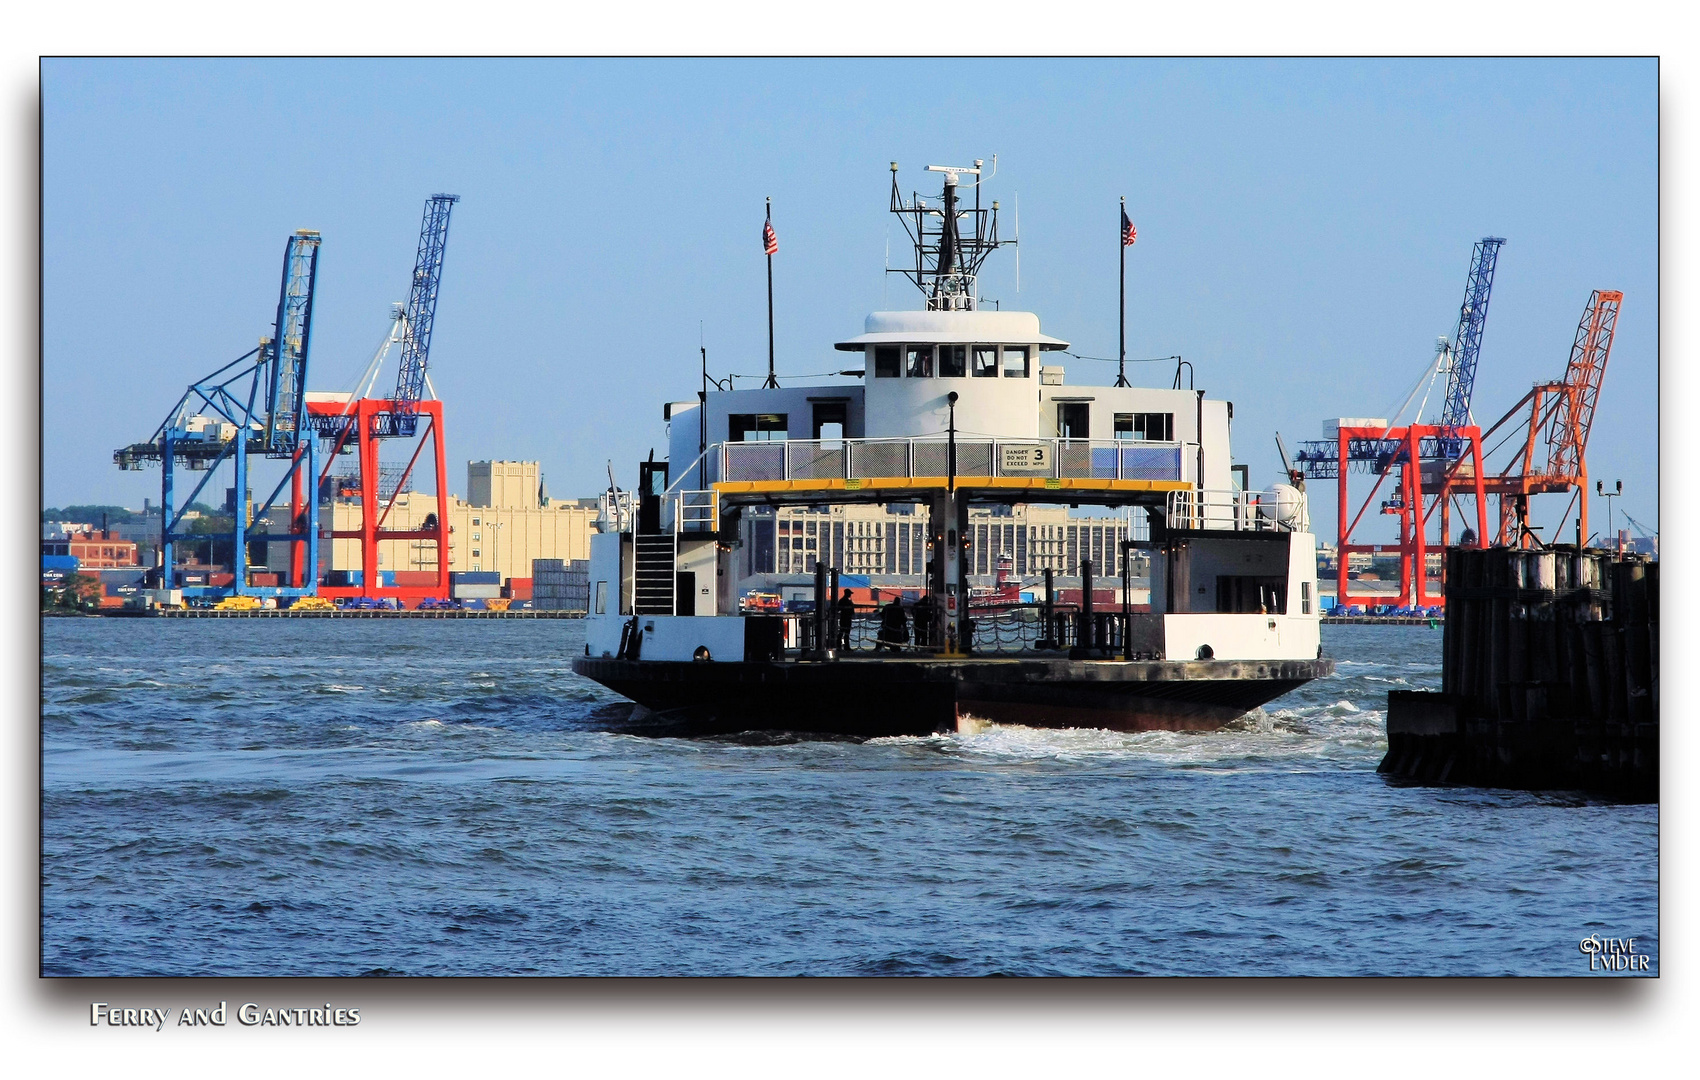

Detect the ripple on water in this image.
[39,619,1656,977]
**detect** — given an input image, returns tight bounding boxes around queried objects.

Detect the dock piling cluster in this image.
[1381,546,1656,799]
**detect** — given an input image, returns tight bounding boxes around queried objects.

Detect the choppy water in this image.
[41,620,1657,976]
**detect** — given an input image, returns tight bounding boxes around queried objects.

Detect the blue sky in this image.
[42,58,1657,543]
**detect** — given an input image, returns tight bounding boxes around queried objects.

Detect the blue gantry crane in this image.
[371,194,458,439]
[115,229,325,601]
[1436,237,1505,455]
[1290,237,1505,609]
[1296,237,1505,479]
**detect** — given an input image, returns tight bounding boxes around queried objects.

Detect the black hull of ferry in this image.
[571,655,1333,739]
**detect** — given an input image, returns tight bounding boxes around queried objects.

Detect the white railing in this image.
[716,436,1188,485]
[670,490,717,533]
[1166,488,1309,533]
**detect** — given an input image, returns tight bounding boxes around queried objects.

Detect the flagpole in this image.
[1117,196,1129,388]
[765,197,778,389]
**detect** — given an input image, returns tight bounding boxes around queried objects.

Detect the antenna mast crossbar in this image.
[887,160,1010,311]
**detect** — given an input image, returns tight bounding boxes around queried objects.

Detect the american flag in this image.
[1122,207,1137,247]
[763,220,778,256]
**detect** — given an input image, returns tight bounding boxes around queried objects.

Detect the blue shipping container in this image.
[450,571,500,584]
[42,554,79,572]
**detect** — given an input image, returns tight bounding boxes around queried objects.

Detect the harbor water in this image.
[41,619,1657,976]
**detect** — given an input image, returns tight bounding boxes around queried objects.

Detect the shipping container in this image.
[42,554,79,572]
[393,571,438,586]
[451,583,503,600]
[450,571,500,585]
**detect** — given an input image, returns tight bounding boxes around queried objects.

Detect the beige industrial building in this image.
[326,460,595,582]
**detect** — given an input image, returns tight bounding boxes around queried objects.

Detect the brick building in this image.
[41,530,139,569]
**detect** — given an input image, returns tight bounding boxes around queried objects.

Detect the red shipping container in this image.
[503,581,533,600]
[394,571,438,586]
[210,573,234,587]
[98,595,125,609]
[250,573,280,587]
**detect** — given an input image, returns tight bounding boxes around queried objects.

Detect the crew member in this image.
[877,597,910,653]
[834,588,856,651]
[911,592,935,648]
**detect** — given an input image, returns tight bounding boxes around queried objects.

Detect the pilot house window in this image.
[973,345,999,378]
[873,345,901,378]
[905,345,933,378]
[938,344,967,378]
[1003,346,1030,379]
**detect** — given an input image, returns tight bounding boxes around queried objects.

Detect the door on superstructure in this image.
[812,402,848,440]
[1058,403,1090,441]
[638,459,669,535]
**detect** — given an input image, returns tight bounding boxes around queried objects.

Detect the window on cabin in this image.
[729,413,789,441]
[938,344,967,378]
[1114,412,1174,441]
[873,345,901,378]
[1003,346,1030,379]
[973,345,999,378]
[905,345,933,378]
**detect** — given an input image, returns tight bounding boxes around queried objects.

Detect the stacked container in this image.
[531,559,590,612]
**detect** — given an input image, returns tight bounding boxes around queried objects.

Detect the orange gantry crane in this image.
[1436,289,1623,549]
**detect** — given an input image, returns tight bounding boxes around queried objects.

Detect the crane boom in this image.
[263,229,322,455]
[386,193,459,437]
[1544,289,1622,480]
[1437,237,1505,436]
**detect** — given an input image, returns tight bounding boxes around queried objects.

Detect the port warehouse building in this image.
[322,460,595,584]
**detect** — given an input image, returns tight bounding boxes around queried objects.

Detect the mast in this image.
[1118,197,1128,387]
[887,160,1012,311]
[764,198,777,388]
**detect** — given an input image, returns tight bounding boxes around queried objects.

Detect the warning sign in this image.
[999,443,1051,475]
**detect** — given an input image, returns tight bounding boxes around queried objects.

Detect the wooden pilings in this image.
[1381,546,1657,800]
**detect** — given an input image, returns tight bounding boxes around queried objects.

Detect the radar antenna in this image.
[887,159,1012,311]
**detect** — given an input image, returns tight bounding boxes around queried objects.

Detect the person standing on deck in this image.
[876,597,910,653]
[834,588,856,652]
[912,592,935,648]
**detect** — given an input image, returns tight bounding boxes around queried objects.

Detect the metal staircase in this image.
[633,533,677,614]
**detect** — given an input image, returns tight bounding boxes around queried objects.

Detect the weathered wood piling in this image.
[1379,546,1657,800]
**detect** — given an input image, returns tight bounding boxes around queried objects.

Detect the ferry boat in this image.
[573,161,1333,737]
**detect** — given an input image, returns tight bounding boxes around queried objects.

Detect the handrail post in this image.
[1039,566,1056,650]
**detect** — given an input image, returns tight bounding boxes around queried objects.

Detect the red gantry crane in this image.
[1295,239,1503,611]
[1437,288,1623,550]
[307,195,459,607]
